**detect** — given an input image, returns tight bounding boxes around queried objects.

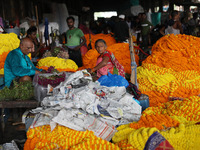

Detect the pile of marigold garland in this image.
[24,125,120,150]
[138,34,200,106]
[0,33,28,74]
[112,96,200,150]
[112,34,200,150]
[37,57,78,72]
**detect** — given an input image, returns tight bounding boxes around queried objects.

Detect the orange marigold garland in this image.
[129,114,179,130]
[84,33,116,49]
[138,34,200,107]
[24,125,120,150]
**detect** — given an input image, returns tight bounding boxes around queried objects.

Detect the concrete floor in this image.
[0,108,27,150]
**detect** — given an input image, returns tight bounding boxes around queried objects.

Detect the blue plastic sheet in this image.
[97,73,129,87]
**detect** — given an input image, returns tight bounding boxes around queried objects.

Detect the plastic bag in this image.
[97,72,129,87]
[33,72,72,102]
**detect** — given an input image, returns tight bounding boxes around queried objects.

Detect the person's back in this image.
[114,14,129,42]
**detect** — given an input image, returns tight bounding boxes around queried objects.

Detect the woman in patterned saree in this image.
[88,39,125,78]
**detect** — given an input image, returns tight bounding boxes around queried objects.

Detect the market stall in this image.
[23,34,200,150]
[1,29,200,150]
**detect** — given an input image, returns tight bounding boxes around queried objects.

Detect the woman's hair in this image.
[95,39,107,48]
[27,26,37,35]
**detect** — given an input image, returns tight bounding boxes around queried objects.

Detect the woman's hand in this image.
[87,68,95,74]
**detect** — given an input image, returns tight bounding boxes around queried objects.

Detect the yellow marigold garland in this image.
[137,63,200,106]
[0,33,21,74]
[113,123,200,150]
[24,125,120,150]
[113,96,200,149]
[37,57,78,71]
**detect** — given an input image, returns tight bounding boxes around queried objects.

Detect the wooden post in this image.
[129,29,138,87]
[35,5,41,43]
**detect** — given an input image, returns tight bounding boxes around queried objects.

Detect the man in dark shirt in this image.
[114,14,129,42]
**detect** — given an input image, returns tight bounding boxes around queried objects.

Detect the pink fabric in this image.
[96,57,113,78]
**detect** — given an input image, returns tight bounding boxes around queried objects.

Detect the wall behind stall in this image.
[0,0,38,26]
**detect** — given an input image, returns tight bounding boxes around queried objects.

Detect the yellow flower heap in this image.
[0,33,20,74]
[113,96,200,150]
[37,57,78,72]
[113,34,200,150]
[24,125,120,150]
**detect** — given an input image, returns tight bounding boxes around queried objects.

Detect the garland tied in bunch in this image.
[24,125,120,150]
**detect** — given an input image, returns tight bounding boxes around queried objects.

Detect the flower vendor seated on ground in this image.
[4,38,43,88]
[88,39,125,78]
[26,26,45,58]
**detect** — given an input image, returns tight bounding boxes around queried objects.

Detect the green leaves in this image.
[0,80,34,101]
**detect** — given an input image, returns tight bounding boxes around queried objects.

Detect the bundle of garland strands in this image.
[143,34,200,72]
[113,123,200,150]
[137,63,200,106]
[24,125,120,150]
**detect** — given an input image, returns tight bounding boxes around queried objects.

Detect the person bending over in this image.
[4,38,42,87]
[88,39,125,78]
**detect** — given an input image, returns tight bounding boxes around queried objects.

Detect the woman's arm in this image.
[90,56,109,73]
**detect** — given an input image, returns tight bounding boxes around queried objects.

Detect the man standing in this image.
[114,14,129,43]
[65,16,86,67]
[140,13,154,54]
[4,38,42,87]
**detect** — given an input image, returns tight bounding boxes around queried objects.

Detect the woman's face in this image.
[96,42,107,54]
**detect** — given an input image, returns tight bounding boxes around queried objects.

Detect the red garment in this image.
[101,50,112,63]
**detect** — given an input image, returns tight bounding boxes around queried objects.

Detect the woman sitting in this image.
[88,39,125,78]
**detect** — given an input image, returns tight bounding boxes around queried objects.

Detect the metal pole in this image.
[129,29,138,87]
